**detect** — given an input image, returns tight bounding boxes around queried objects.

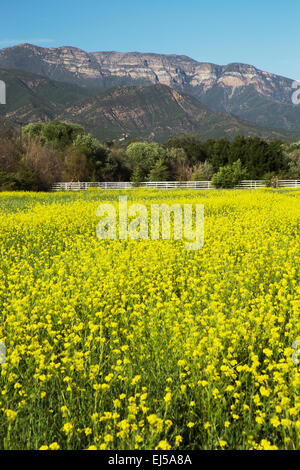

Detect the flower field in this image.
[0,188,299,450]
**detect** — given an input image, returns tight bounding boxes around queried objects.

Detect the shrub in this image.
[0,171,19,191]
[192,161,214,181]
[0,167,43,191]
[15,166,44,191]
[212,159,247,189]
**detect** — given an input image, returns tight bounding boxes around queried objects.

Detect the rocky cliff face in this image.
[0,43,298,131]
[0,44,105,86]
[0,44,294,102]
[91,51,293,105]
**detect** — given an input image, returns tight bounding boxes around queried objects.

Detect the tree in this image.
[15,166,43,191]
[0,170,19,191]
[102,148,131,181]
[241,138,285,178]
[192,161,214,181]
[164,134,207,164]
[212,159,247,189]
[126,142,166,180]
[63,148,89,182]
[0,134,23,173]
[148,158,169,181]
[21,139,63,189]
[131,167,143,187]
[73,134,109,181]
[208,138,231,172]
[73,133,102,154]
[287,160,300,179]
[283,141,300,178]
[165,147,191,181]
[23,121,84,150]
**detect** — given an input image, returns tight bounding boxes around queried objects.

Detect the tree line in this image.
[0,120,299,191]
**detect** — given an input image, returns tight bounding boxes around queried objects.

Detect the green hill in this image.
[0,67,297,143]
[0,67,100,122]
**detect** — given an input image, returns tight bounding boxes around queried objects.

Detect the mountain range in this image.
[0,43,299,142]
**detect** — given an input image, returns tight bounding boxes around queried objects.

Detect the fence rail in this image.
[277,180,300,188]
[51,180,300,191]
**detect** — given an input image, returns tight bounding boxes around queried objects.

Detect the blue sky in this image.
[0,0,299,79]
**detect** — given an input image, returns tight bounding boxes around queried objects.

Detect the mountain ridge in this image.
[0,43,299,131]
[0,43,299,142]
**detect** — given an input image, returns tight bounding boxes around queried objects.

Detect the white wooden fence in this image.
[51,181,213,191]
[277,180,300,188]
[51,180,300,191]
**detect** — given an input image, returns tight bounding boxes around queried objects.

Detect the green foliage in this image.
[0,167,43,191]
[1,116,298,190]
[283,141,300,178]
[131,168,143,187]
[287,161,300,179]
[164,135,207,163]
[23,121,84,150]
[73,134,101,154]
[212,159,247,189]
[0,171,19,191]
[126,142,166,180]
[102,148,131,182]
[168,135,287,179]
[15,167,44,191]
[72,134,110,180]
[192,161,214,181]
[0,67,98,121]
[147,158,170,181]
